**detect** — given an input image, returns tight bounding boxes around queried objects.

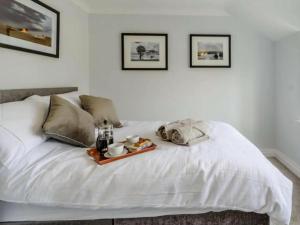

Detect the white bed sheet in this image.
[0,200,263,222]
[0,121,293,225]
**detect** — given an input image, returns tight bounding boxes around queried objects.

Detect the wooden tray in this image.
[87,144,157,165]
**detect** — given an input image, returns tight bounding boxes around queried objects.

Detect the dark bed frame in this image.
[0,87,270,225]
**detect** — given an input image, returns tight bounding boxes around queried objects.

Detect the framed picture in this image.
[190,34,231,68]
[0,0,60,58]
[122,33,168,70]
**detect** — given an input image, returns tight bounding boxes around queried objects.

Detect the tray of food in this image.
[87,137,157,165]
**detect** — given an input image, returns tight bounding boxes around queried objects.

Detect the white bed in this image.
[0,121,293,225]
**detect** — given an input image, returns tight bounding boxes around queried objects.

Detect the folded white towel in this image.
[156,119,196,140]
[170,120,209,145]
[157,119,209,145]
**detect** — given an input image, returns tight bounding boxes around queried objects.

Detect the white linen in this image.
[0,200,274,222]
[0,91,81,167]
[58,91,82,107]
[27,91,81,107]
[0,99,48,167]
[0,99,49,149]
[0,121,292,225]
[0,127,25,168]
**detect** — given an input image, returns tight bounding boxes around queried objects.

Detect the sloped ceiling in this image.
[71,0,231,16]
[227,0,300,40]
[71,0,300,41]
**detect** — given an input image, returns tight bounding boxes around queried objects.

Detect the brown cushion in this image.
[79,95,122,128]
[43,95,95,147]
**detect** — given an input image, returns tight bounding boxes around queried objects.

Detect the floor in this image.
[269,158,300,225]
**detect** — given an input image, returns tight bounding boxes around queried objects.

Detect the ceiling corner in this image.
[70,0,91,13]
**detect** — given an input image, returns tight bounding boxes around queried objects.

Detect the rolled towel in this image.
[156,125,168,140]
[156,119,197,141]
[170,121,209,145]
[156,120,181,141]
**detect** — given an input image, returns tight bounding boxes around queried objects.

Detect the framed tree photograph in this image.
[122,33,168,70]
[190,34,231,68]
[0,0,60,58]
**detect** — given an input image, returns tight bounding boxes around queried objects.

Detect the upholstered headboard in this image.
[0,87,78,104]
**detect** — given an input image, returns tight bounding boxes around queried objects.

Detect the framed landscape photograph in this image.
[122,33,168,70]
[0,0,60,58]
[190,34,231,68]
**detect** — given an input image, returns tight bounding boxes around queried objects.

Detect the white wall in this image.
[0,0,90,93]
[275,33,300,166]
[89,15,275,148]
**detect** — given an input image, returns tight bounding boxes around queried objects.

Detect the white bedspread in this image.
[0,121,292,225]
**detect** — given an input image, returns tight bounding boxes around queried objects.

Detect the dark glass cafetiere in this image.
[96,120,114,157]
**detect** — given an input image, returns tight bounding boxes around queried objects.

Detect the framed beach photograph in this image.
[122,33,168,70]
[190,34,231,68]
[0,0,60,58]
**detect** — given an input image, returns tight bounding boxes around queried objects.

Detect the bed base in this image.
[0,211,269,225]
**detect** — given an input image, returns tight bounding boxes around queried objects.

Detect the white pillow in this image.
[0,126,26,168]
[58,91,81,107]
[0,99,48,151]
[0,98,49,167]
[26,91,81,107]
[0,91,81,167]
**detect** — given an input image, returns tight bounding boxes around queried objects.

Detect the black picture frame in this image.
[190,34,231,68]
[0,0,60,58]
[122,33,168,70]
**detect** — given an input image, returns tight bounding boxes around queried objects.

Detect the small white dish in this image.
[108,143,124,156]
[126,135,140,144]
[104,149,128,158]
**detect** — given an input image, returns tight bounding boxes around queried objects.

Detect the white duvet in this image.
[0,121,292,225]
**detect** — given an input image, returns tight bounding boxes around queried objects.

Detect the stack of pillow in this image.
[43,93,122,147]
[0,92,121,168]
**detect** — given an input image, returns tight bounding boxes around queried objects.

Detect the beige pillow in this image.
[80,95,122,128]
[43,95,95,147]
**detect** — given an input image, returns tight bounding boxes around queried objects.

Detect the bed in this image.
[0,87,293,225]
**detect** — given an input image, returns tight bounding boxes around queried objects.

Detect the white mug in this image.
[108,143,124,156]
[126,135,140,144]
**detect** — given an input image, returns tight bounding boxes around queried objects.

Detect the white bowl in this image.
[108,143,124,156]
[126,135,140,144]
